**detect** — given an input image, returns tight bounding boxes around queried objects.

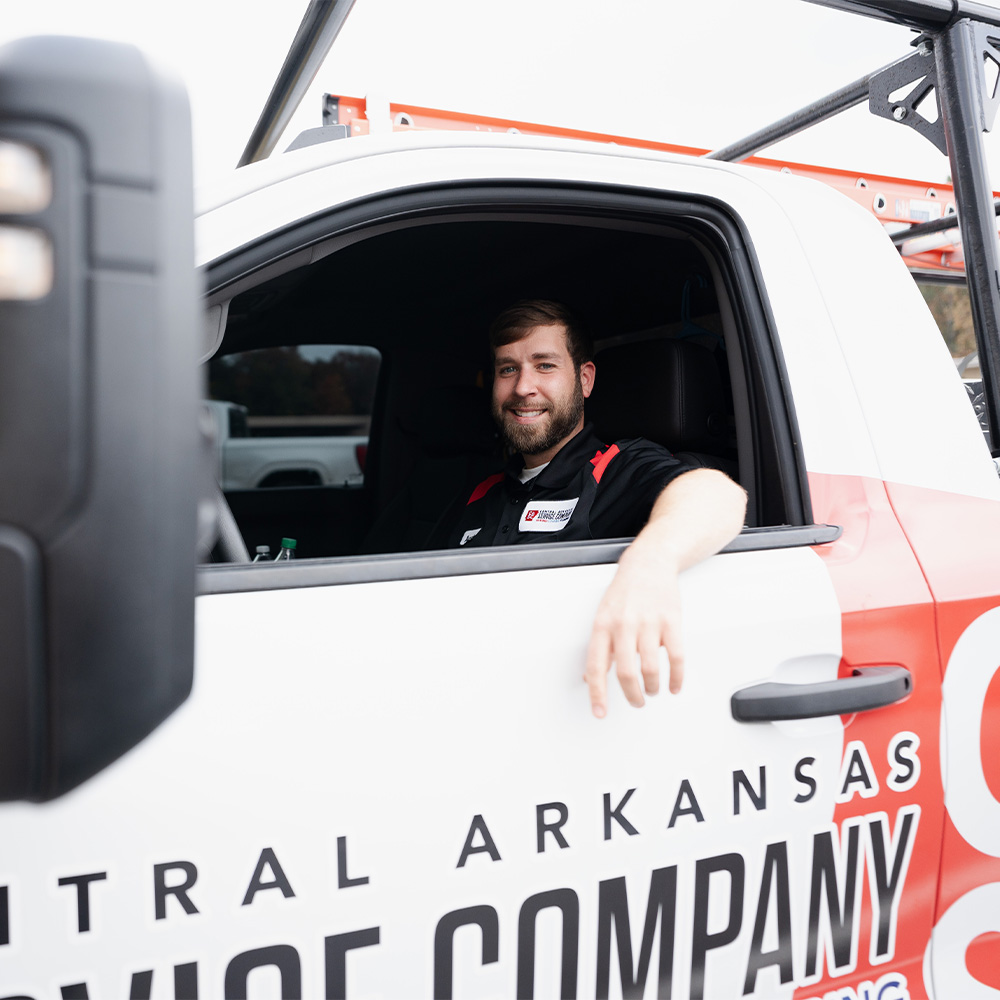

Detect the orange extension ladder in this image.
[324,93,994,275]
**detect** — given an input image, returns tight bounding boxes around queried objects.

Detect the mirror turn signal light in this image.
[0,141,54,301]
[0,225,53,300]
[0,140,51,214]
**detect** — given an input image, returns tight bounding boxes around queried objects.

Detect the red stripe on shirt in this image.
[590,443,620,484]
[467,472,505,505]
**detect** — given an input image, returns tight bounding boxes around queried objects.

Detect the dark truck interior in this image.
[205,212,774,563]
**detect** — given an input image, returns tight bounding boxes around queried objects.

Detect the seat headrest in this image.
[588,338,729,453]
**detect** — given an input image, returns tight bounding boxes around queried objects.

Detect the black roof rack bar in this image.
[237,0,356,168]
[803,0,1000,31]
[801,0,1000,453]
[704,56,909,162]
[934,17,1000,451]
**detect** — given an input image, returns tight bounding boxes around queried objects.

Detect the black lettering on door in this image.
[224,945,301,999]
[456,815,502,868]
[867,807,919,961]
[242,848,295,906]
[337,836,369,889]
[805,821,863,979]
[175,962,198,999]
[733,768,766,815]
[154,861,199,920]
[433,905,499,999]
[57,872,107,933]
[604,789,639,840]
[536,802,570,853]
[794,757,817,803]
[325,927,380,1000]
[517,888,579,998]
[668,780,704,828]
[743,841,793,994]
[690,854,744,1000]
[128,971,152,1000]
[838,743,878,801]
[596,866,677,999]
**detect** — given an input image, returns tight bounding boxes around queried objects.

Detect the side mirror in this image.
[0,36,204,799]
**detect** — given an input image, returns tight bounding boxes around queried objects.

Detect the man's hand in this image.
[584,468,746,718]
[585,546,684,716]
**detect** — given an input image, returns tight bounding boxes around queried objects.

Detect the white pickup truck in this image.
[3,2,1000,998]
[203,399,366,491]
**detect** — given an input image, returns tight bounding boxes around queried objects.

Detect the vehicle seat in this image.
[361,384,501,553]
[587,337,738,479]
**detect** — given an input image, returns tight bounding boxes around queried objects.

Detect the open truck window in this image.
[199,190,823,589]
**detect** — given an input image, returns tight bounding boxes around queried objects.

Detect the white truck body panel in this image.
[4,103,999,1000]
[1,548,846,998]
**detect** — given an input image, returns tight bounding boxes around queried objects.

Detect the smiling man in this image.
[435,300,747,717]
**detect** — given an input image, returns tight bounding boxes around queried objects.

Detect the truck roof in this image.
[202,91,997,277]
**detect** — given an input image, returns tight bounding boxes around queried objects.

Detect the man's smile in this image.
[507,406,549,422]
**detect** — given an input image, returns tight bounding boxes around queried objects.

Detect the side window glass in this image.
[919,280,976,359]
[917,280,990,444]
[206,345,380,490]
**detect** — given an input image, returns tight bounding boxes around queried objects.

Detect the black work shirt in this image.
[432,424,693,548]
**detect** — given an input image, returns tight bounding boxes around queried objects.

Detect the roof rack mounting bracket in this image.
[869,47,948,153]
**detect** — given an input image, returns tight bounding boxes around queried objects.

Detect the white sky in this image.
[3,0,1000,191]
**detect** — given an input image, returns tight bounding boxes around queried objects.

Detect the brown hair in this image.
[488,300,593,370]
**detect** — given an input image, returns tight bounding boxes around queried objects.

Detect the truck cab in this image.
[3,4,1000,998]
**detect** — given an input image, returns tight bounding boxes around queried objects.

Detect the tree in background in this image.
[919,283,976,358]
[208,346,380,420]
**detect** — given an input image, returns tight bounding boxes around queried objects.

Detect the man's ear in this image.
[580,360,596,398]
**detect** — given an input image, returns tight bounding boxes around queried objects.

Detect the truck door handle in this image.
[731,666,912,722]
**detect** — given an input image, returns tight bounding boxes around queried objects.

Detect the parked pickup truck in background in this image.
[203,398,367,490]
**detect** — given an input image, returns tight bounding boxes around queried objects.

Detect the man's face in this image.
[491,323,595,467]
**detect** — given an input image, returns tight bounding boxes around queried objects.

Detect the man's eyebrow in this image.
[494,351,562,365]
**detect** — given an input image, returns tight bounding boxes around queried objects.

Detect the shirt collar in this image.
[505,424,606,490]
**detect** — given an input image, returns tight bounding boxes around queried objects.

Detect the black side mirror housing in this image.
[0,36,203,799]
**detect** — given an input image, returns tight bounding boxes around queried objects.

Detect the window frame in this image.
[199,525,842,595]
[199,181,829,594]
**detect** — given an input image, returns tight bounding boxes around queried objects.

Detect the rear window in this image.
[207,344,380,490]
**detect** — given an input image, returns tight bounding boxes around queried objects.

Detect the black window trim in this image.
[201,180,821,594]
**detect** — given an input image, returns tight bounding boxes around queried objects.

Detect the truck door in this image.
[1,198,944,999]
[0,517,935,999]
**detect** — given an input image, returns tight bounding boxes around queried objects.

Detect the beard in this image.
[493,375,585,457]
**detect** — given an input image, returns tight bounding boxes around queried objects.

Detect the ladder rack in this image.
[322,92,991,276]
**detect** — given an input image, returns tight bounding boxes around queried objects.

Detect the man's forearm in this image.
[622,467,747,573]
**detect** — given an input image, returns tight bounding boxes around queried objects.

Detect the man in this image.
[435,300,747,718]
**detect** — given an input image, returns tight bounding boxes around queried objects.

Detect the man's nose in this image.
[513,369,537,395]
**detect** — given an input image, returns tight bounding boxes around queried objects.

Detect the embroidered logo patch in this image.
[518,498,579,532]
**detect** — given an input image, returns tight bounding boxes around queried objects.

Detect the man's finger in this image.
[584,628,612,718]
[613,625,645,708]
[662,621,685,693]
[638,628,661,695]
